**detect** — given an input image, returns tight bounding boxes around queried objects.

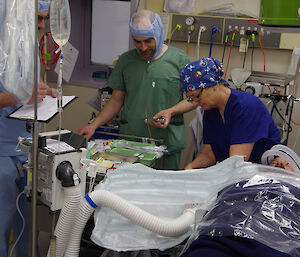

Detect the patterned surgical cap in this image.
[180,57,229,93]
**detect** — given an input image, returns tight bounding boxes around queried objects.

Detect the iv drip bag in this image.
[50,0,71,48]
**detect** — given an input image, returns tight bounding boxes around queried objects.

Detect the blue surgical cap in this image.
[129,13,164,59]
[180,57,229,93]
[39,0,51,11]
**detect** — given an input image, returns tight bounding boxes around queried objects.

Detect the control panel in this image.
[170,14,282,49]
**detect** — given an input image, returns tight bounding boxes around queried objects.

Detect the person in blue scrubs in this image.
[156,57,281,169]
[0,1,56,256]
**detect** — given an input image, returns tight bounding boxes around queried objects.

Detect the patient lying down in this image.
[181,145,300,257]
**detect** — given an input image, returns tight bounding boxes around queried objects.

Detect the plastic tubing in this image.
[224,30,237,79]
[258,33,266,72]
[168,24,181,46]
[47,185,82,257]
[64,190,196,257]
[197,26,206,60]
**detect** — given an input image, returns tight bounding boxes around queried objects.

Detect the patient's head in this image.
[261,144,300,172]
[269,156,294,171]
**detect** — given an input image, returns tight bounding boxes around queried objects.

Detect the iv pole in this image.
[30,0,39,255]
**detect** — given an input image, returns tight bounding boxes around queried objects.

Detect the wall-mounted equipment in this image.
[259,0,300,26]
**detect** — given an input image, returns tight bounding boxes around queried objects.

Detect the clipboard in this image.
[8,95,77,123]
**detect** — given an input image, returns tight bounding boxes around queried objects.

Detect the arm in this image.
[152,99,196,128]
[0,92,19,108]
[78,89,125,140]
[0,82,57,108]
[184,144,217,169]
[230,143,254,161]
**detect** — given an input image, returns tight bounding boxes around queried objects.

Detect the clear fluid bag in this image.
[50,0,71,48]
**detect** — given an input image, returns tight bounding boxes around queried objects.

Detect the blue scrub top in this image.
[203,89,281,163]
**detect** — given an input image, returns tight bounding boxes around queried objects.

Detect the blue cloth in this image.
[180,57,229,93]
[0,156,29,257]
[0,85,30,257]
[0,45,40,256]
[0,83,30,157]
[182,179,300,257]
[203,88,281,163]
[182,236,291,257]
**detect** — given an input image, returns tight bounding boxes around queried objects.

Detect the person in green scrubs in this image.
[78,9,192,169]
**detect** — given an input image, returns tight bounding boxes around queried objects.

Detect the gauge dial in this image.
[185,17,195,26]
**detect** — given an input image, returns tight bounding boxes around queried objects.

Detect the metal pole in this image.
[30,0,39,255]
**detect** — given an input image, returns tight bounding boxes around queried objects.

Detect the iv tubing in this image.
[64,190,196,257]
[57,55,63,143]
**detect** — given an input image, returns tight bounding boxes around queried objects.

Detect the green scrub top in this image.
[107,46,190,158]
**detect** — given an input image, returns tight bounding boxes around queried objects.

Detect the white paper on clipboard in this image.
[9,95,76,122]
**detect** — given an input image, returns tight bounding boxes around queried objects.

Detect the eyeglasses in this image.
[186,89,203,103]
[38,15,49,22]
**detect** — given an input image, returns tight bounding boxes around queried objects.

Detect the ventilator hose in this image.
[47,185,82,257]
[64,190,196,257]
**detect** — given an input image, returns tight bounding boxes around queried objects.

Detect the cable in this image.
[258,32,266,72]
[291,119,300,125]
[251,40,255,72]
[292,124,300,150]
[221,32,229,64]
[209,27,218,57]
[9,190,26,257]
[272,100,293,133]
[285,95,294,144]
[224,30,237,79]
[135,0,140,12]
[242,29,251,69]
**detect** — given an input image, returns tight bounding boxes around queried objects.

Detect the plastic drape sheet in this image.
[91,156,300,252]
[182,171,300,256]
[0,0,35,104]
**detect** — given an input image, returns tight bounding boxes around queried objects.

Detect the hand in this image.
[77,125,96,141]
[27,82,57,104]
[47,87,57,98]
[184,163,194,170]
[151,109,172,128]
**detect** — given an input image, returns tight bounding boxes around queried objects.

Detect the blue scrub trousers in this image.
[0,155,29,257]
